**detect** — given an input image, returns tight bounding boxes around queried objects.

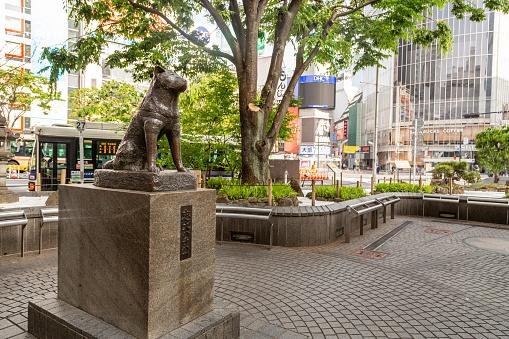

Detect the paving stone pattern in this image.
[1,217,509,338]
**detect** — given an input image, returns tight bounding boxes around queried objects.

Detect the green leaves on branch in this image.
[69,80,144,123]
[0,67,60,128]
[475,127,509,182]
[432,161,480,184]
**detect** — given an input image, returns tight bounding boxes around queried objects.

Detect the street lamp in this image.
[360,67,380,184]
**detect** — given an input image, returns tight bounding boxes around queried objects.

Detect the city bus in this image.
[7,136,35,172]
[28,123,125,191]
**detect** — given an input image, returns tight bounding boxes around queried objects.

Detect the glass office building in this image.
[370,2,509,171]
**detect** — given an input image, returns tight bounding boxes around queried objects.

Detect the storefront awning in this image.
[394,160,411,169]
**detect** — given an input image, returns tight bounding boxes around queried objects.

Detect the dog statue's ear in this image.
[153,65,165,75]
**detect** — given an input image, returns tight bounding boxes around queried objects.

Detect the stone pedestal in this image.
[28,184,238,339]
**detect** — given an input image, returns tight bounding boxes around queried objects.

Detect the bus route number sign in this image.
[75,121,86,132]
[98,141,118,155]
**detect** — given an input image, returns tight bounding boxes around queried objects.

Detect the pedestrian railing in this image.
[466,197,509,224]
[347,200,384,242]
[0,210,28,257]
[375,196,401,223]
[40,208,59,254]
[216,205,273,249]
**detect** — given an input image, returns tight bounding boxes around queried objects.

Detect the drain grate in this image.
[363,220,413,251]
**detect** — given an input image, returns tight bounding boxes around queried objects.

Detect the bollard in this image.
[419,175,422,188]
[389,178,392,184]
[335,180,340,199]
[370,176,375,194]
[311,180,316,206]
[356,180,360,188]
[384,177,386,183]
[340,172,343,187]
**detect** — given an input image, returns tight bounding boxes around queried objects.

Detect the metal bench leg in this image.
[383,206,387,223]
[220,219,224,246]
[391,204,395,219]
[359,215,363,236]
[269,223,273,250]
[39,224,43,254]
[371,211,376,230]
[21,224,26,257]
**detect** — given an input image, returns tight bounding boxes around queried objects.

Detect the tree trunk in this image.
[494,173,499,184]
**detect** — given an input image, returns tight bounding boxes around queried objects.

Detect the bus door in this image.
[39,142,69,191]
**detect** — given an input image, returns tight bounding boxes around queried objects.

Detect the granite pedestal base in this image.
[94,169,197,192]
[28,298,240,339]
[29,184,232,339]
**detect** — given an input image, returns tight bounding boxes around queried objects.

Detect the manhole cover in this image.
[464,237,509,255]
[355,249,388,259]
[425,228,452,235]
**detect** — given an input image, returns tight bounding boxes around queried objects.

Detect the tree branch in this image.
[127,0,234,62]
[229,0,245,53]
[259,0,304,121]
[198,0,241,64]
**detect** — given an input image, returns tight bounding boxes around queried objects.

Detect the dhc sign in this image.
[299,75,337,84]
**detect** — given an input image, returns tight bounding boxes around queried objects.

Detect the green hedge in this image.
[375,182,433,193]
[314,186,366,201]
[206,177,240,190]
[219,184,297,202]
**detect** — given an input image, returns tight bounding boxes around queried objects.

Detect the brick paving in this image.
[1,217,509,338]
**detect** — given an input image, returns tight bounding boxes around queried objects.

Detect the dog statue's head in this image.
[153,66,187,93]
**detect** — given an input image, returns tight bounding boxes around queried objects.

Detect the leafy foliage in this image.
[375,183,433,193]
[0,67,60,128]
[206,177,241,190]
[433,161,481,184]
[69,80,143,123]
[40,0,509,182]
[219,184,297,203]
[314,186,366,200]
[475,127,509,183]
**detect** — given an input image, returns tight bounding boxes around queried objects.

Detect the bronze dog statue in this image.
[104,66,187,172]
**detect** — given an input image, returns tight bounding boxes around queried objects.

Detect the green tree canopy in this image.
[0,67,60,128]
[69,80,144,123]
[41,0,509,182]
[475,127,509,183]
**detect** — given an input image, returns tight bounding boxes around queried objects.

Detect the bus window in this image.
[96,140,118,169]
[76,140,94,170]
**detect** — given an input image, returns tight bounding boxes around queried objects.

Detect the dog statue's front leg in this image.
[144,118,164,172]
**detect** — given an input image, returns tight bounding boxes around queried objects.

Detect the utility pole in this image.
[372,66,379,186]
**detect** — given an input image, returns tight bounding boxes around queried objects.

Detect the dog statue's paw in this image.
[148,165,160,173]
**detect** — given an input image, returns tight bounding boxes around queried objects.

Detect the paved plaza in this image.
[1,217,509,338]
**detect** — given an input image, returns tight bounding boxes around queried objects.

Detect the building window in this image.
[24,44,31,62]
[5,0,21,12]
[5,16,23,37]
[24,20,31,38]
[24,0,31,14]
[4,41,23,60]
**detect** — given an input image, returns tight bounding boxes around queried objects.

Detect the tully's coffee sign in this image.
[98,141,118,155]
[422,128,463,134]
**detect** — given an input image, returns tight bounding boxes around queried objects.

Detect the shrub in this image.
[314,186,366,201]
[375,183,433,193]
[219,184,296,203]
[206,177,240,190]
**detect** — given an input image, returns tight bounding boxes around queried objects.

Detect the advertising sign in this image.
[343,145,359,154]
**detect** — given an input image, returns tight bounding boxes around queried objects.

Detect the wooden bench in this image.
[40,208,58,254]
[346,200,384,243]
[375,196,401,223]
[216,205,273,249]
[0,210,28,257]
